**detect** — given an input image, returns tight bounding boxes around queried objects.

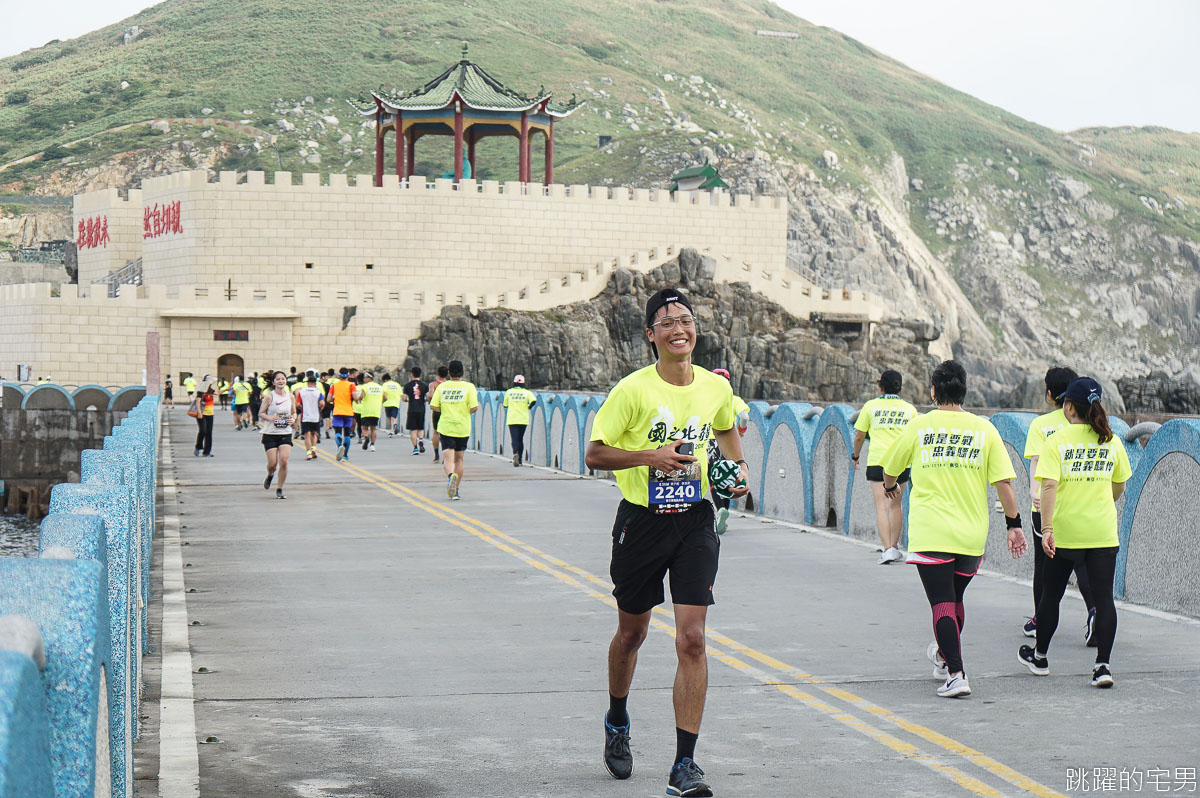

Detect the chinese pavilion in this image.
[670,160,729,192]
[349,43,584,186]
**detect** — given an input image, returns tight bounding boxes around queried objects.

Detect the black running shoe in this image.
[1091,663,1113,688]
[419,440,426,453]
[1018,645,1049,676]
[264,473,273,490]
[602,714,633,780]
[1084,607,1098,647]
[667,758,712,797]
[276,488,286,500]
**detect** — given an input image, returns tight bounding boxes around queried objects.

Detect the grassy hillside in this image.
[0,0,1196,243]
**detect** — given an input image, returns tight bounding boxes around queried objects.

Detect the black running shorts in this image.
[440,434,468,451]
[300,421,321,435]
[261,434,293,451]
[609,499,719,615]
[866,465,910,484]
[406,409,426,431]
[360,416,379,428]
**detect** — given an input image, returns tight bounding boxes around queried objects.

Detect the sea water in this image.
[0,515,39,557]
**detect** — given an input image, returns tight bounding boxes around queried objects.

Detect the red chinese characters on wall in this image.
[144,200,183,239]
[76,215,110,249]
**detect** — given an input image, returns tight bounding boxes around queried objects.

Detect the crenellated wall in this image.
[73,188,144,285]
[75,169,788,290]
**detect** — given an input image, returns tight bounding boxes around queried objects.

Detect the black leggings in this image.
[194,415,213,455]
[1032,512,1095,614]
[508,424,526,458]
[1035,546,1118,664]
[915,553,980,675]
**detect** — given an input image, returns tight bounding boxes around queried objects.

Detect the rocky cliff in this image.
[401,249,939,404]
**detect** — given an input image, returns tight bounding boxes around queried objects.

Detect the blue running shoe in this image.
[667,758,712,797]
[603,714,632,780]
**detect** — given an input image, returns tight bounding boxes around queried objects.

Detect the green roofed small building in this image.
[670,160,730,192]
[349,42,584,186]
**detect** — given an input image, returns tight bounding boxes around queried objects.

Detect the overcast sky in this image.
[775,0,1199,133]
[3,0,1196,134]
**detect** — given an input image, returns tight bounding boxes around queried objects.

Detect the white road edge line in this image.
[157,426,200,798]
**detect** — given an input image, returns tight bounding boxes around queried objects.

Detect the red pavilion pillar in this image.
[374,100,384,187]
[544,120,554,186]
[406,131,415,178]
[453,102,464,183]
[395,112,405,180]
[519,111,529,183]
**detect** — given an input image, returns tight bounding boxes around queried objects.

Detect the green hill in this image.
[0,0,1196,237]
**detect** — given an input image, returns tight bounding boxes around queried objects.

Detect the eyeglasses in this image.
[650,315,696,331]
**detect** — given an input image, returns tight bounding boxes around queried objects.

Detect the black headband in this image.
[644,288,693,328]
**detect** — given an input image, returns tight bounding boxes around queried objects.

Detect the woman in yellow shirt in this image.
[852,369,918,564]
[1019,378,1131,688]
[880,361,1026,698]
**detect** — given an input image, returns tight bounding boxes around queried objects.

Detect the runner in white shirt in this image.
[297,371,327,461]
[260,371,297,499]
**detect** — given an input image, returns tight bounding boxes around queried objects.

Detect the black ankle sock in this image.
[675,728,698,765]
[607,694,628,727]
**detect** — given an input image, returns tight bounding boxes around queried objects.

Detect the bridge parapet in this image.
[0,394,160,797]
[476,390,1198,617]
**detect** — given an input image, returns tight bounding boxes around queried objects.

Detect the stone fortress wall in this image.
[3,169,888,385]
[83,168,790,288]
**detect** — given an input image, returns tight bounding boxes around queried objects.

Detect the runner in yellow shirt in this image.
[381,373,403,438]
[852,370,918,563]
[1018,377,1131,688]
[429,360,479,500]
[358,373,385,452]
[881,360,1026,699]
[503,375,537,467]
[585,288,750,796]
[232,377,253,430]
[1020,366,1097,642]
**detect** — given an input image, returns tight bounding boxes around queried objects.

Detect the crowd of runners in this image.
[176,284,1132,798]
[179,360,538,502]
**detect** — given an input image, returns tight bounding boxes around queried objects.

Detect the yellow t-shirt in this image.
[503,387,536,426]
[382,381,402,408]
[359,382,384,418]
[854,396,918,467]
[590,364,734,510]
[430,379,479,438]
[880,409,1016,555]
[183,377,196,392]
[1023,408,1069,513]
[1035,424,1132,549]
[233,381,251,404]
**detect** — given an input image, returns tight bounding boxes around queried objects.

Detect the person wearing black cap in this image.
[585,286,750,798]
[1021,366,1098,643]
[1019,377,1132,688]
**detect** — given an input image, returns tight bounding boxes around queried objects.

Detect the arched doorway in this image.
[217,354,245,384]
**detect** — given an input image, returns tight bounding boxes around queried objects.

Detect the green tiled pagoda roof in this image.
[349,42,584,118]
[670,160,729,191]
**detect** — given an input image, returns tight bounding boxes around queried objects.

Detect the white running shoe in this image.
[927,641,949,680]
[889,547,906,563]
[877,550,892,565]
[937,673,971,698]
[370,444,376,452]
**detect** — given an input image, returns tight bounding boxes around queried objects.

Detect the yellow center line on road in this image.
[317,451,1063,798]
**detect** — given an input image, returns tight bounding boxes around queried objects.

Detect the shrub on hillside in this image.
[4,89,30,105]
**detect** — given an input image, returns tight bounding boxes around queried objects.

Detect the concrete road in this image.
[159,408,1200,798]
